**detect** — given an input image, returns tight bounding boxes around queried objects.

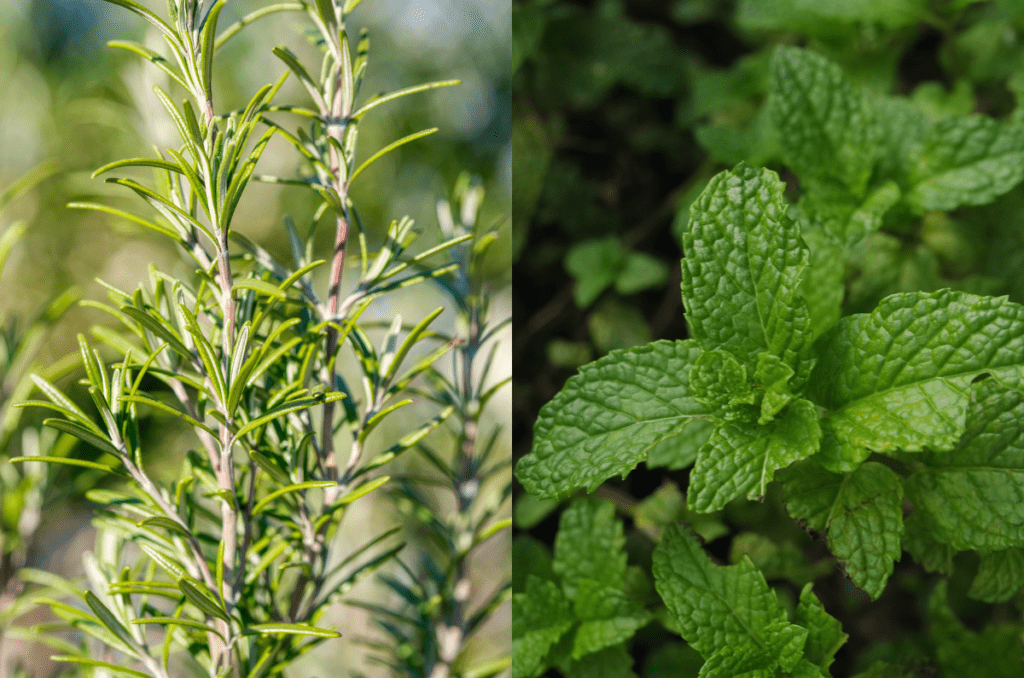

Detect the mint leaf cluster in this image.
[513,498,652,678]
[518,44,1024,611]
[654,524,845,678]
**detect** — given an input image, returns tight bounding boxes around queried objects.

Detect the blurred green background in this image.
[0,0,510,675]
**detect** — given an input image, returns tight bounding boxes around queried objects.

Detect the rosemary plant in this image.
[351,176,511,677]
[4,1,490,676]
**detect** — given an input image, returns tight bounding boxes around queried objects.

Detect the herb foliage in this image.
[515,3,1024,674]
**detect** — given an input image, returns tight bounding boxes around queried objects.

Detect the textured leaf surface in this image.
[512,576,574,678]
[809,289,1024,455]
[517,340,710,497]
[904,378,1024,551]
[688,398,821,512]
[779,461,904,599]
[901,510,954,575]
[553,498,627,598]
[644,418,714,470]
[969,548,1024,603]
[794,583,847,671]
[770,46,878,195]
[907,115,1024,212]
[681,163,813,385]
[652,524,795,661]
[571,580,652,658]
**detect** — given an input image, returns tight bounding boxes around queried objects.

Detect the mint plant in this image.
[516,42,1024,677]
[1,1,492,677]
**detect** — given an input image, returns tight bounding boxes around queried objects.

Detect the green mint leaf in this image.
[969,548,1024,603]
[800,227,846,340]
[929,580,1024,676]
[565,645,637,678]
[903,377,1024,551]
[616,250,669,295]
[779,461,903,599]
[516,340,711,498]
[689,398,821,512]
[571,580,652,658]
[645,418,715,470]
[565,237,625,308]
[871,94,930,187]
[769,46,878,196]
[652,524,798,661]
[681,163,814,387]
[906,115,1024,213]
[901,510,954,575]
[553,498,627,597]
[754,353,797,424]
[635,482,729,543]
[690,350,757,416]
[695,620,807,678]
[809,289,1024,457]
[794,583,848,671]
[512,576,574,678]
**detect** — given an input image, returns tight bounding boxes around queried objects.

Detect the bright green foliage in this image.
[770,46,878,196]
[688,398,821,512]
[778,461,903,599]
[512,498,651,677]
[681,163,814,386]
[553,499,627,596]
[906,114,1024,213]
[513,577,575,678]
[809,289,1024,460]
[516,340,711,497]
[653,524,845,676]
[903,377,1024,551]
[516,4,1024,676]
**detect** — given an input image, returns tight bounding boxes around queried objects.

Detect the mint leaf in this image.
[770,46,878,196]
[516,340,711,498]
[565,644,638,678]
[645,418,714,470]
[572,580,653,658]
[901,510,954,575]
[809,289,1024,457]
[871,94,930,186]
[690,350,757,416]
[688,398,821,512]
[794,583,848,671]
[553,498,627,597]
[778,461,903,599]
[696,620,807,678]
[903,377,1024,551]
[681,162,814,387]
[565,237,624,307]
[969,548,1024,603]
[652,524,802,662]
[906,114,1024,213]
[635,482,729,543]
[512,576,575,678]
